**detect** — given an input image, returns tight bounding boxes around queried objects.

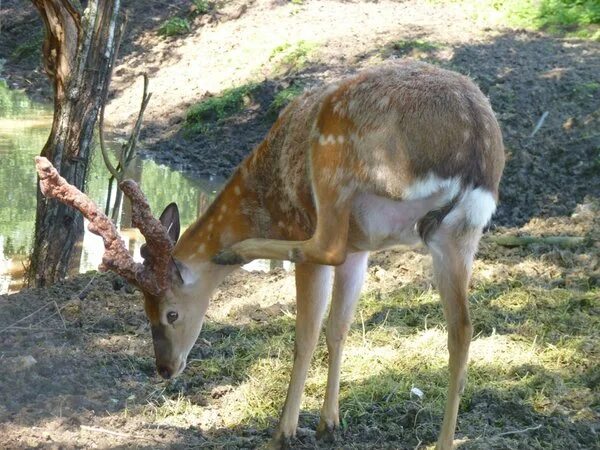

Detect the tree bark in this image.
[29,0,123,287]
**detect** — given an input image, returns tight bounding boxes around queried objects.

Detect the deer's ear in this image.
[159,203,180,245]
[171,258,196,286]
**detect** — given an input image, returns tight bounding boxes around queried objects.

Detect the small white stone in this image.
[410,387,424,399]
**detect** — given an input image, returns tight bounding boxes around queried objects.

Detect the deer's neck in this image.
[173,144,280,265]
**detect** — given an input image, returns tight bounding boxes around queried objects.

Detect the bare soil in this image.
[1,224,598,449]
[0,0,599,448]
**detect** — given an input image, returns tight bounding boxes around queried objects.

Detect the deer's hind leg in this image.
[428,224,482,450]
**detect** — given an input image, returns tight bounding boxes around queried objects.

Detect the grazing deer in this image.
[36,60,504,449]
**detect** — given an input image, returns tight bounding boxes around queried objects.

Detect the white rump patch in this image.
[404,173,461,205]
[444,187,497,228]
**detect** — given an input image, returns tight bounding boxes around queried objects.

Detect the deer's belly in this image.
[348,193,438,251]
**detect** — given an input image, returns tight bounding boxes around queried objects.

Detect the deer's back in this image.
[243,61,505,240]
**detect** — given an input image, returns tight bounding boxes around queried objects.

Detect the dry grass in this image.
[129,212,599,447]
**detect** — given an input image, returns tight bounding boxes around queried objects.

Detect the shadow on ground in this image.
[136,29,600,230]
[1,265,597,448]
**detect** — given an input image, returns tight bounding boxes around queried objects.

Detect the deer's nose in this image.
[157,365,172,379]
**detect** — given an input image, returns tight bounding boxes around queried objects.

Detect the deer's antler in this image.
[35,156,174,295]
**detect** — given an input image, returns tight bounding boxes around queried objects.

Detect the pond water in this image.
[0,81,222,294]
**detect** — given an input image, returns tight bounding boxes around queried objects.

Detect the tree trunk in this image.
[29,0,123,287]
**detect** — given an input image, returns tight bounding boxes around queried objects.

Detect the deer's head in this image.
[35,157,217,380]
[138,203,218,380]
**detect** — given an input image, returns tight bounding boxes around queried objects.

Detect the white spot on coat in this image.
[404,173,461,204]
[444,187,497,228]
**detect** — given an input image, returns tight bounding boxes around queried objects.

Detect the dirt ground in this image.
[1,0,599,449]
[1,224,598,449]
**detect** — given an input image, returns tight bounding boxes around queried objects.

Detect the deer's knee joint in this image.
[449,317,472,341]
[287,247,305,263]
[326,252,346,266]
[315,248,346,266]
[326,325,349,348]
[286,244,347,265]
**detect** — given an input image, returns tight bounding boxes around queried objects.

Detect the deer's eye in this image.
[166,311,179,324]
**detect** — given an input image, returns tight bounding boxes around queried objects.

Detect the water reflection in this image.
[0,81,221,294]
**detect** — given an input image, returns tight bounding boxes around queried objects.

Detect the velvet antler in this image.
[35,156,174,295]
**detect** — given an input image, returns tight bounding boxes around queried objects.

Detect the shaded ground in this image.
[1,0,599,448]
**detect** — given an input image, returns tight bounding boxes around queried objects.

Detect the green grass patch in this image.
[185,82,260,134]
[507,0,600,37]
[381,38,443,62]
[191,0,211,15]
[392,39,440,53]
[158,17,191,37]
[269,40,318,74]
[269,83,305,115]
[573,81,600,98]
[432,0,600,39]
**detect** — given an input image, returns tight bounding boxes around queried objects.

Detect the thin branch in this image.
[99,107,120,179]
[98,10,127,181]
[79,424,160,442]
[54,300,67,330]
[105,174,115,215]
[0,275,96,334]
[76,273,97,299]
[80,425,133,439]
[0,301,54,334]
[486,234,584,248]
[123,73,152,165]
[495,424,542,437]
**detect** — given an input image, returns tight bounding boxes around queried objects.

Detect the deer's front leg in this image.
[271,263,332,449]
[317,251,368,442]
[213,143,354,267]
[213,202,351,266]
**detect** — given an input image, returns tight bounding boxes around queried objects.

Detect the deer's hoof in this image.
[267,432,293,450]
[435,440,455,450]
[212,249,246,265]
[315,419,338,443]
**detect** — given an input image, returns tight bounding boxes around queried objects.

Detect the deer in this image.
[35,60,505,449]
